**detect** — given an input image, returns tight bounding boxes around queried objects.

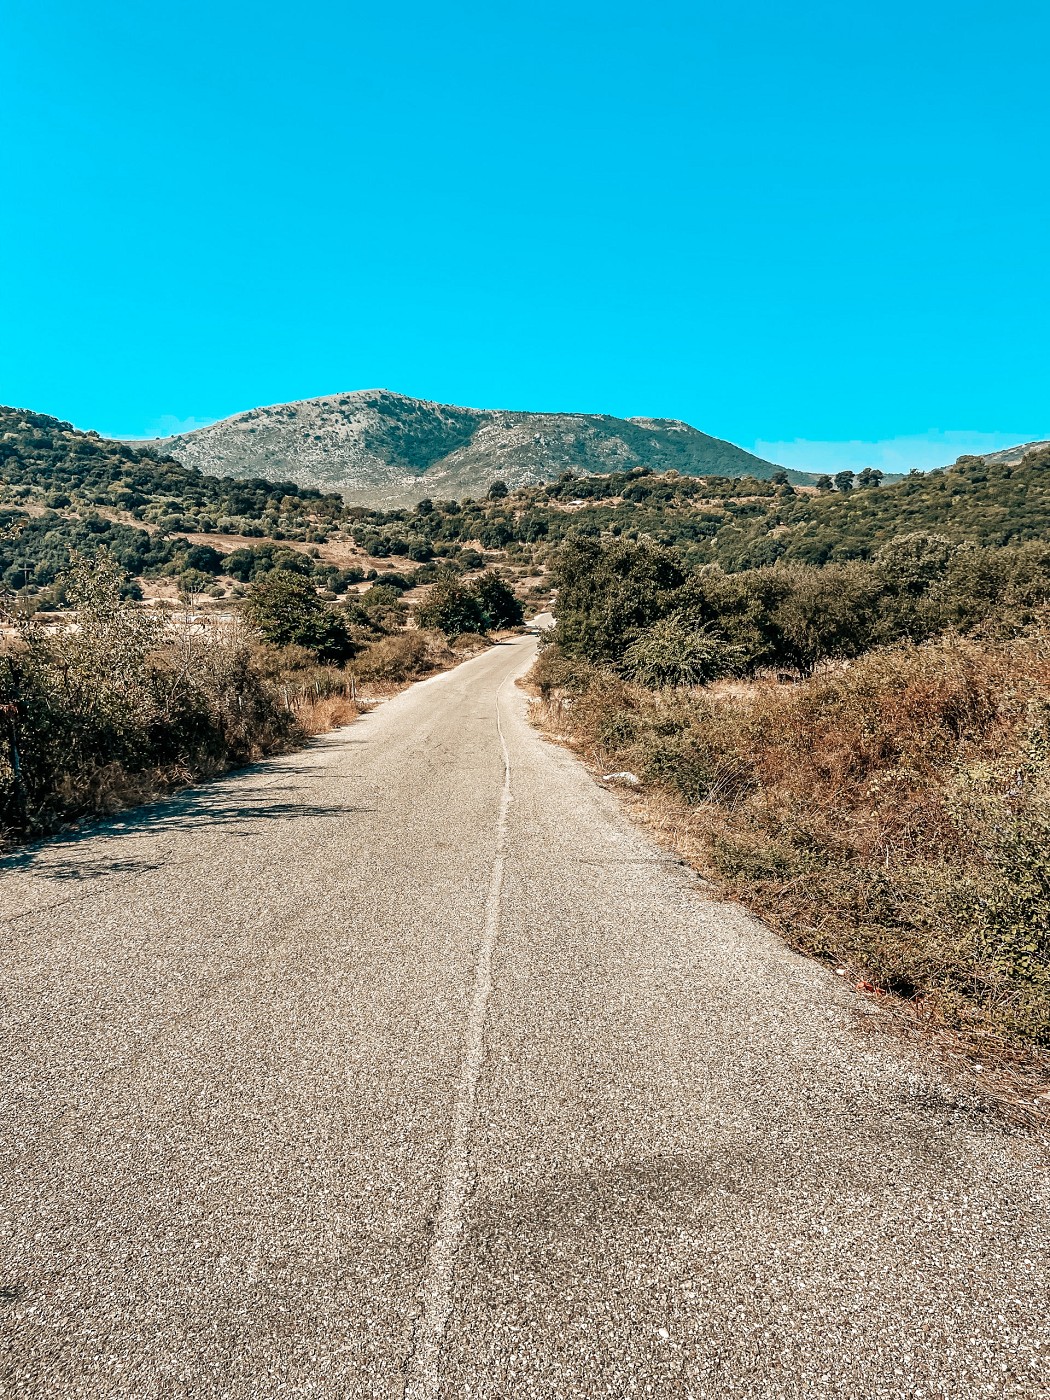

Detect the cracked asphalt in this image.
[1,634,1048,1398]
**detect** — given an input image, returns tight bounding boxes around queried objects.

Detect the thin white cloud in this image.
[752,430,1042,476]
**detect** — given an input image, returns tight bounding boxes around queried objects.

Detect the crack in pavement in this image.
[402,677,514,1400]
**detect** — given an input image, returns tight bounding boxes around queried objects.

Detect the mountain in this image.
[3,399,1048,599]
[140,390,794,505]
[968,439,1050,468]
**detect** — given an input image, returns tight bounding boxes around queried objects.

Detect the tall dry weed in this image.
[1,555,298,838]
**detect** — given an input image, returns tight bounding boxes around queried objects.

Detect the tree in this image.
[488,479,509,500]
[182,543,223,574]
[551,537,687,663]
[416,573,488,636]
[816,475,833,493]
[833,470,855,493]
[875,533,958,596]
[472,572,524,628]
[178,569,209,605]
[243,569,354,663]
[763,562,885,674]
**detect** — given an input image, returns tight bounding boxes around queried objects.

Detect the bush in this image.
[471,571,524,628]
[354,631,436,684]
[550,535,1050,678]
[531,645,602,700]
[623,614,734,687]
[374,572,411,592]
[361,584,405,611]
[1,553,295,837]
[552,536,686,663]
[243,569,355,663]
[416,574,488,637]
[450,632,488,654]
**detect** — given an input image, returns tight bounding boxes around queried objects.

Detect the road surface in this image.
[1,635,1047,1398]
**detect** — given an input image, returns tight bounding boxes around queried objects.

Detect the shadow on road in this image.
[1,760,374,882]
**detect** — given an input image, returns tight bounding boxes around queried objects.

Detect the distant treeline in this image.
[550,531,1050,682]
[337,446,1050,569]
[4,403,1049,601]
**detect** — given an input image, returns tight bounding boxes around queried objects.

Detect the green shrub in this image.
[624,614,733,687]
[1,553,294,837]
[361,584,405,611]
[243,569,355,663]
[472,571,524,628]
[415,574,488,637]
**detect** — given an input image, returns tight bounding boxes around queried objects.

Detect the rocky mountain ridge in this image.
[970,439,1050,467]
[141,389,795,504]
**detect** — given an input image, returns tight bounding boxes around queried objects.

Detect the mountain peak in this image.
[143,391,787,505]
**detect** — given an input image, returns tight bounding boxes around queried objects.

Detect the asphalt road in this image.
[2,635,1048,1399]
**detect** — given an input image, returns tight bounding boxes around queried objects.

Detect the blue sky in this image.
[4,0,1048,471]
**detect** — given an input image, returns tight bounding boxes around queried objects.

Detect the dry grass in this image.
[353,630,447,684]
[292,694,364,735]
[529,634,1050,1116]
[264,628,473,731]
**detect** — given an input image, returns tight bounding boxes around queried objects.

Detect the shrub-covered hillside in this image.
[281,444,1050,572]
[2,401,1048,608]
[424,444,1050,570]
[0,405,345,540]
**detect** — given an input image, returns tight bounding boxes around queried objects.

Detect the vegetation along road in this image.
[2,633,1048,1398]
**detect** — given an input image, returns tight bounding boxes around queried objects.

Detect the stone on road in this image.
[1,635,1047,1398]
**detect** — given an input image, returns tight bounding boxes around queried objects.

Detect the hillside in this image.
[323,441,1050,573]
[2,398,1047,601]
[0,404,345,536]
[729,444,1050,567]
[141,389,793,503]
[438,441,1050,570]
[973,438,1050,467]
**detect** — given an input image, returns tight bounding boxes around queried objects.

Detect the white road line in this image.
[402,678,513,1400]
